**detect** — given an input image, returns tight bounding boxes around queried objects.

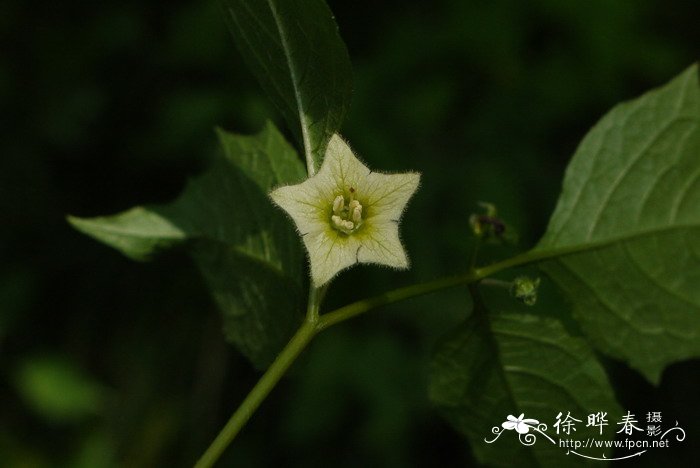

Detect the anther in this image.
[352,205,362,223]
[333,195,344,214]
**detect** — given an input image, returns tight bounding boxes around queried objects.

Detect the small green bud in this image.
[510,276,541,306]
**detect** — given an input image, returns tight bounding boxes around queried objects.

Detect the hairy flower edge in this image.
[270,134,420,286]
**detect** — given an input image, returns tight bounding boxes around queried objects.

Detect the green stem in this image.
[317,271,476,331]
[194,246,566,466]
[194,320,317,468]
[317,249,543,330]
[306,285,326,322]
[479,278,512,290]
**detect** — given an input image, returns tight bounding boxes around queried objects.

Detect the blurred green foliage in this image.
[1,0,698,466]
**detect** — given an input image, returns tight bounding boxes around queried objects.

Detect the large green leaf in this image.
[533,64,700,383]
[222,0,353,174]
[430,302,621,467]
[69,122,307,368]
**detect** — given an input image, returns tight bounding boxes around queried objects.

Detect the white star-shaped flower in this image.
[270,134,420,287]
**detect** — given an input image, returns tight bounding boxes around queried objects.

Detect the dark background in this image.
[1,0,699,466]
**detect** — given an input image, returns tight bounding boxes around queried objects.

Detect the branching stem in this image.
[194,246,568,467]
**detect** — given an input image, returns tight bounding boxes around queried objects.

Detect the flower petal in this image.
[305,230,361,286]
[506,415,518,422]
[357,221,408,268]
[270,183,327,235]
[361,171,420,222]
[319,135,371,193]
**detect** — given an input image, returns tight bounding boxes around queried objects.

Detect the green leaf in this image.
[533,64,700,383]
[430,304,621,467]
[221,0,353,174]
[69,122,307,368]
[14,356,106,423]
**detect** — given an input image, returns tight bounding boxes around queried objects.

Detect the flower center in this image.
[331,189,363,235]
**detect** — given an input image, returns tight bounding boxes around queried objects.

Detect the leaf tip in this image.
[66,214,94,235]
